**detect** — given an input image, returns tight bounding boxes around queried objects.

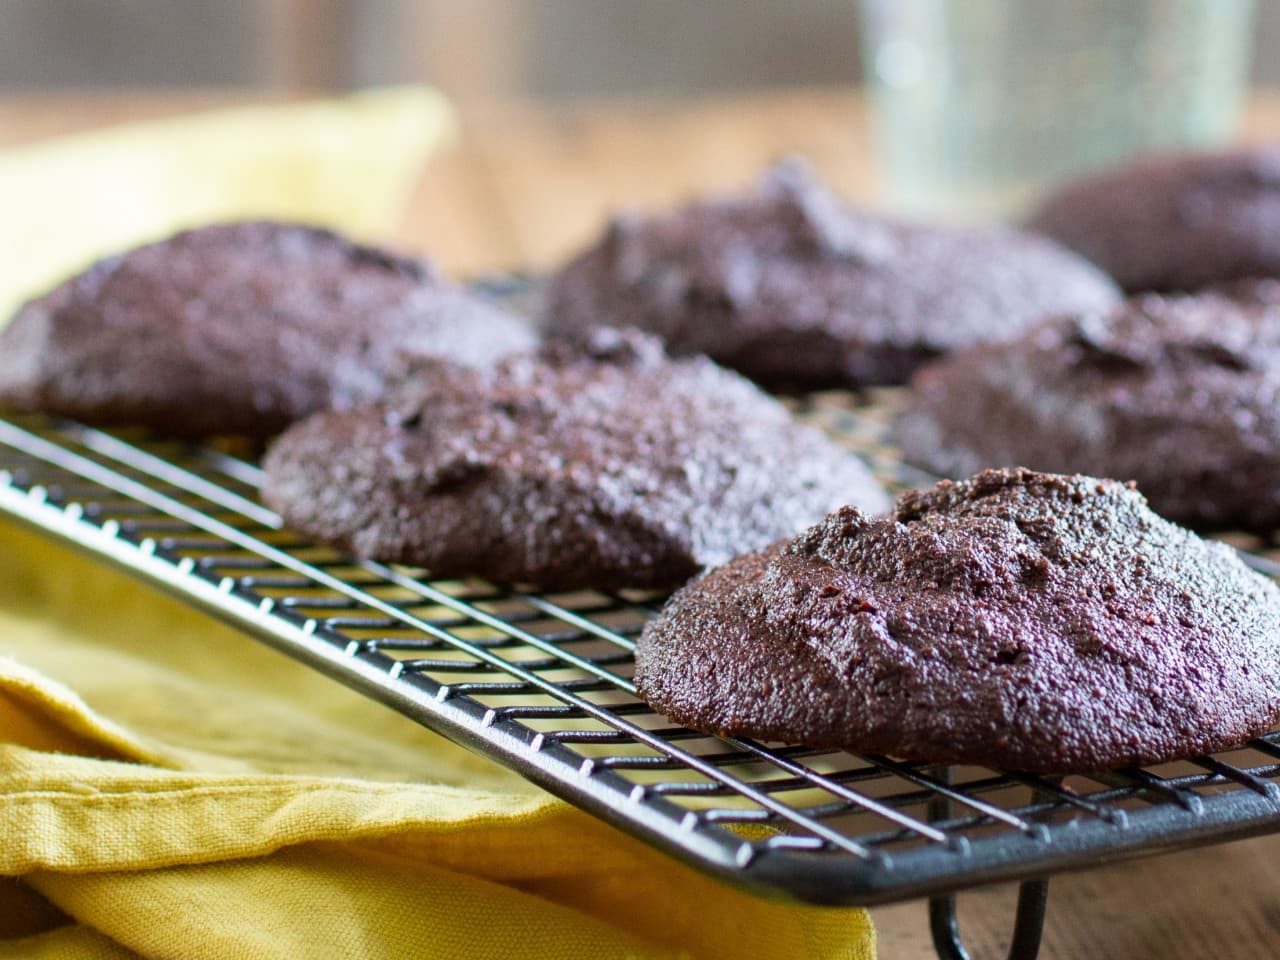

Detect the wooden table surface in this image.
[4,89,1280,959]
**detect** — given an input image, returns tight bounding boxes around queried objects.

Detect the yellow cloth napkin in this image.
[0,520,874,960]
[0,93,876,958]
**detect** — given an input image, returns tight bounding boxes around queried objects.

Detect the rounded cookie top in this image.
[635,468,1280,772]
[1029,147,1280,292]
[261,328,889,591]
[544,161,1119,389]
[0,221,536,437]
[894,291,1280,531]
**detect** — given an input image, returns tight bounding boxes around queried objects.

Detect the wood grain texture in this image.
[875,835,1280,959]
[4,89,1280,958]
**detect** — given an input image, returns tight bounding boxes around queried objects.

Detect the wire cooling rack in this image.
[6,393,1280,958]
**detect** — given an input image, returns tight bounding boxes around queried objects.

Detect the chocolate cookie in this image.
[895,291,1280,531]
[636,469,1280,773]
[544,162,1119,389]
[1029,147,1280,292]
[261,328,889,591]
[0,221,536,437]
[1209,275,1280,306]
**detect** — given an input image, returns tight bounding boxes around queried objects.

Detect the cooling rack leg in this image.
[927,878,1049,960]
[925,766,1050,959]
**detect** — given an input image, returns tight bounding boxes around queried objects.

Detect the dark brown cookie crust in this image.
[544,163,1119,390]
[1028,147,1280,293]
[261,328,889,591]
[635,469,1280,773]
[894,291,1280,531]
[0,221,536,437]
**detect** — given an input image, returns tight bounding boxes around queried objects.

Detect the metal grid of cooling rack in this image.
[5,396,1280,922]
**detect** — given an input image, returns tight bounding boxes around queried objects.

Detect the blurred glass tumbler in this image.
[858,0,1256,221]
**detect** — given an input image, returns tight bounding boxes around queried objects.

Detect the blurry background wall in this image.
[1,0,1274,97]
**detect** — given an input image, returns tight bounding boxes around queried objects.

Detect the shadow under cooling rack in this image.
[3,394,1280,908]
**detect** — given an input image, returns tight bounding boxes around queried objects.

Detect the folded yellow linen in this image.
[0,86,454,324]
[0,519,874,958]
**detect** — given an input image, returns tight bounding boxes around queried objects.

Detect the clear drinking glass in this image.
[858,0,1257,221]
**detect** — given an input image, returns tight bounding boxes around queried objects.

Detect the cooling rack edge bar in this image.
[0,474,760,883]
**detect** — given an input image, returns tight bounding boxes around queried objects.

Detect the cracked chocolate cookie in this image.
[894,291,1280,531]
[0,221,536,437]
[635,469,1280,772]
[545,161,1119,389]
[261,328,889,591]
[1029,147,1280,292]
